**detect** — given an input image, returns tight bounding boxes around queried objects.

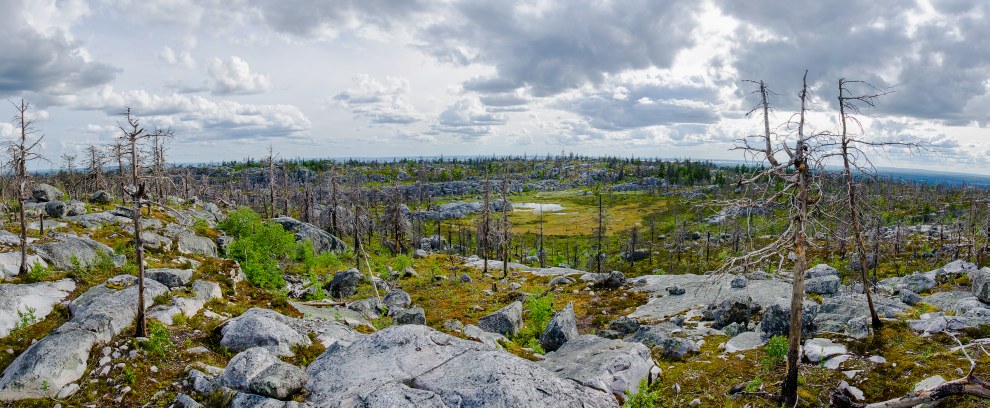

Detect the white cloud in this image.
[332,74,423,124]
[158,46,196,69]
[208,56,272,95]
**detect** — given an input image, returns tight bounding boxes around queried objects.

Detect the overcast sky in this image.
[1,0,988,173]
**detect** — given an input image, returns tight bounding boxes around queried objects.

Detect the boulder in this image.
[65,201,86,216]
[803,338,847,363]
[177,232,218,257]
[591,271,626,289]
[478,301,523,337]
[0,252,48,280]
[31,233,121,270]
[666,285,686,295]
[44,201,67,218]
[626,323,678,348]
[608,316,640,336]
[540,302,578,352]
[413,249,428,259]
[0,279,75,338]
[146,268,193,288]
[347,297,383,320]
[220,308,311,357]
[464,324,508,349]
[222,347,307,400]
[328,269,363,299]
[395,306,426,325]
[805,264,840,279]
[540,334,655,399]
[760,298,819,339]
[973,269,990,303]
[88,190,112,205]
[0,275,168,400]
[382,289,411,309]
[620,249,650,263]
[142,232,173,251]
[548,276,575,286]
[305,325,617,407]
[730,276,748,289]
[805,275,841,295]
[898,273,937,294]
[272,217,348,254]
[147,280,223,325]
[900,290,922,306]
[661,337,698,361]
[706,295,752,329]
[31,184,63,202]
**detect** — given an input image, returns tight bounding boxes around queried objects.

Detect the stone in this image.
[478,301,523,337]
[593,271,626,289]
[549,276,575,286]
[608,316,640,336]
[31,233,121,271]
[730,276,747,289]
[305,325,617,407]
[442,320,463,332]
[724,331,765,353]
[147,280,223,326]
[597,330,623,339]
[463,324,507,349]
[666,285,685,295]
[88,190,112,205]
[413,249,428,259]
[540,334,655,400]
[707,295,752,329]
[347,297,383,320]
[222,347,307,400]
[803,338,847,363]
[45,201,67,218]
[626,323,678,348]
[177,232,218,257]
[661,338,698,361]
[913,375,946,393]
[381,289,411,309]
[900,290,922,306]
[172,393,202,408]
[973,269,990,303]
[220,308,311,357]
[759,298,819,339]
[805,264,840,279]
[394,306,426,325]
[328,269,362,299]
[805,275,841,295]
[0,252,48,281]
[721,322,746,338]
[899,273,937,294]
[32,184,63,202]
[459,274,472,283]
[146,268,193,288]
[0,275,168,400]
[868,355,887,364]
[823,354,851,370]
[271,217,348,254]
[0,279,75,338]
[540,302,578,352]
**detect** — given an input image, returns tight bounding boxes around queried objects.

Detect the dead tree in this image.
[266,145,277,218]
[83,144,107,193]
[117,107,171,338]
[499,163,512,279]
[6,100,45,276]
[476,170,494,276]
[591,184,608,274]
[723,72,820,406]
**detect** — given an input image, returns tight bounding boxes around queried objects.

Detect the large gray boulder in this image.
[0,279,75,338]
[44,201,67,218]
[394,306,426,325]
[0,275,168,400]
[220,308,311,357]
[706,295,752,329]
[64,200,86,216]
[540,334,655,400]
[760,298,819,339]
[478,301,523,337]
[898,273,938,294]
[805,264,840,279]
[328,269,362,299]
[222,347,307,400]
[305,324,617,408]
[31,184,63,202]
[88,190,112,205]
[146,268,194,288]
[31,233,121,270]
[272,217,348,254]
[973,269,990,303]
[540,302,578,352]
[177,232,218,257]
[805,275,841,295]
[382,289,411,309]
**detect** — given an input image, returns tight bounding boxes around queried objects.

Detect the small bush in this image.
[762,335,788,367]
[25,262,50,283]
[623,378,661,408]
[140,321,174,359]
[13,306,38,333]
[122,368,137,385]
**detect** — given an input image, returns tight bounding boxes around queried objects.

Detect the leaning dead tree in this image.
[723,72,821,406]
[6,99,45,276]
[118,107,172,337]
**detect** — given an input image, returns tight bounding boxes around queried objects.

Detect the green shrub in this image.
[623,378,661,408]
[25,262,50,283]
[512,294,555,353]
[192,217,211,236]
[762,335,788,367]
[140,321,174,359]
[219,207,298,291]
[13,306,38,334]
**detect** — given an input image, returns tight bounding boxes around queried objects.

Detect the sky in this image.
[0,0,988,174]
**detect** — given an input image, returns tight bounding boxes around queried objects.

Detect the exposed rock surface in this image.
[222,347,307,400]
[540,302,578,352]
[328,269,362,299]
[148,280,223,325]
[0,275,168,400]
[478,301,523,337]
[31,184,63,202]
[0,279,75,338]
[220,308,312,357]
[31,233,121,270]
[177,232,218,257]
[146,268,193,288]
[305,324,617,407]
[540,334,655,399]
[272,217,348,254]
[0,252,48,280]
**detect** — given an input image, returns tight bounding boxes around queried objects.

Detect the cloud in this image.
[207,56,272,95]
[158,46,197,69]
[431,98,508,140]
[556,81,720,130]
[418,0,702,96]
[0,0,117,98]
[74,86,310,139]
[332,74,423,124]
[251,0,429,40]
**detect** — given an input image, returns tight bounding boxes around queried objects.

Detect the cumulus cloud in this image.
[556,82,720,130]
[158,46,197,69]
[74,86,310,139]
[251,0,429,40]
[431,98,508,140]
[0,0,117,98]
[332,75,423,124]
[208,56,272,95]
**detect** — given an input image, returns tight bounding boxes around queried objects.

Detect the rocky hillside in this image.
[0,183,986,407]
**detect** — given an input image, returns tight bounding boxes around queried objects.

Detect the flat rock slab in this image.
[804,338,847,363]
[724,331,766,353]
[629,273,791,321]
[0,253,48,280]
[221,308,312,357]
[530,266,586,276]
[539,334,655,399]
[148,280,223,325]
[0,275,167,401]
[30,233,121,270]
[305,324,618,408]
[0,279,75,338]
[463,259,533,272]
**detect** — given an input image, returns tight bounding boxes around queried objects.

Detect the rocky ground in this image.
[0,183,986,407]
